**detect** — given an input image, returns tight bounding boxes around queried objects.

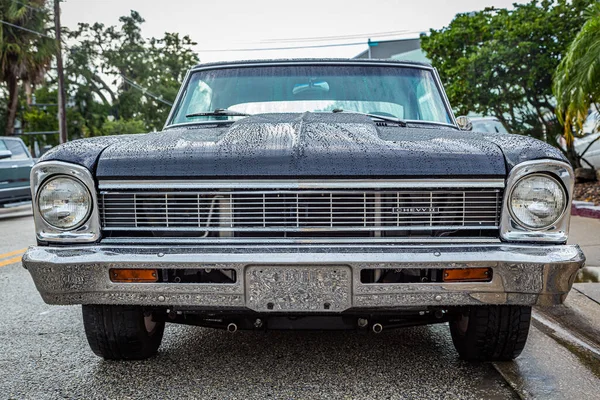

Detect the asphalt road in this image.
[1,207,600,400]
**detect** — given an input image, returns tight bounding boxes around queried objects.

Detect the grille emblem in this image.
[392,207,440,214]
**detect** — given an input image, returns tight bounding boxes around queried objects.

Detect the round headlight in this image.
[37,176,92,229]
[509,174,566,229]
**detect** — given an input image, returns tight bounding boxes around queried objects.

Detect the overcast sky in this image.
[61,0,523,62]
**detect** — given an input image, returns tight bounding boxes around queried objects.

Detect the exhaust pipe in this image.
[372,323,383,334]
[227,323,238,333]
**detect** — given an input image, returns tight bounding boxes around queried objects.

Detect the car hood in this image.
[42,113,567,179]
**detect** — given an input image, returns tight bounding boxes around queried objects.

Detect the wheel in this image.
[82,305,165,360]
[449,305,531,361]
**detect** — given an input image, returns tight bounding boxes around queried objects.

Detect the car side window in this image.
[5,140,28,160]
[0,140,7,151]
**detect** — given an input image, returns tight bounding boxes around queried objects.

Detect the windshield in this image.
[169,64,454,126]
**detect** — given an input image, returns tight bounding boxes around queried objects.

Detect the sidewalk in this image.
[513,216,600,379]
[540,216,600,354]
[569,216,600,283]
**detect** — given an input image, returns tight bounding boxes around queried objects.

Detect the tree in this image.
[64,11,199,134]
[0,0,54,135]
[421,0,591,149]
[554,1,600,161]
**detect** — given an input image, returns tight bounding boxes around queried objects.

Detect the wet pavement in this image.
[1,211,600,399]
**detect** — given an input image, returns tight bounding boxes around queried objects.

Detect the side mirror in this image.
[0,150,12,160]
[456,116,473,131]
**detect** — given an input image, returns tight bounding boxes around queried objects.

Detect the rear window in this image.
[4,139,28,160]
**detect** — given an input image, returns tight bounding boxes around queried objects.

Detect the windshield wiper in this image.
[186,109,252,118]
[331,109,407,127]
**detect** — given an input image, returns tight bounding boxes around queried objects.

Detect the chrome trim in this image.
[102,226,498,232]
[36,175,93,231]
[99,179,505,190]
[500,159,574,243]
[432,66,458,126]
[164,60,459,129]
[30,161,100,243]
[0,185,30,192]
[23,243,585,308]
[190,60,437,73]
[100,237,502,245]
[163,68,191,130]
[507,173,567,230]
[98,186,503,237]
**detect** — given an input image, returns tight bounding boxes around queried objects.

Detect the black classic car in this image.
[23,59,584,361]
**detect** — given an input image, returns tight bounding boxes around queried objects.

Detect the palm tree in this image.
[554,2,600,164]
[0,0,54,135]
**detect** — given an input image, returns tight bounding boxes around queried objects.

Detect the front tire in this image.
[82,305,165,360]
[449,305,531,361]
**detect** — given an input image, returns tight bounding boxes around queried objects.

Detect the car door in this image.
[575,132,600,169]
[0,139,16,190]
[0,138,34,191]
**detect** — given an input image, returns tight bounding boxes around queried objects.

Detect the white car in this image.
[574,110,600,168]
[470,116,510,134]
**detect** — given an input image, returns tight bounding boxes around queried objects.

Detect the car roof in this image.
[191,58,434,71]
[0,136,24,141]
[470,117,501,122]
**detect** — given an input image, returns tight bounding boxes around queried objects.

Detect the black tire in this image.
[449,305,531,361]
[82,305,165,360]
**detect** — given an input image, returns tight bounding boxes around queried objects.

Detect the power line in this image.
[258,30,411,44]
[194,32,426,53]
[119,74,173,106]
[0,19,166,107]
[194,41,369,53]
[0,19,54,39]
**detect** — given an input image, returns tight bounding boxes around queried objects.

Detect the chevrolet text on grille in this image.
[392,207,441,214]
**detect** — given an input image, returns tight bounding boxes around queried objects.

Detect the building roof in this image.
[391,48,431,64]
[353,37,422,59]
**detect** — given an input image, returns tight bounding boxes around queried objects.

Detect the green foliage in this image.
[64,11,199,133]
[2,8,201,151]
[98,118,146,136]
[0,0,54,135]
[421,0,591,146]
[554,2,600,145]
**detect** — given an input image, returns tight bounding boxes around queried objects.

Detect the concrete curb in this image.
[572,201,600,219]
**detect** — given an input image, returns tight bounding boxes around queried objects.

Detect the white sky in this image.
[62,0,522,63]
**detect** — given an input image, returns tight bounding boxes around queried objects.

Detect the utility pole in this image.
[54,0,67,144]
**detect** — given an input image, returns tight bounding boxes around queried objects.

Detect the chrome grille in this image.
[99,186,503,238]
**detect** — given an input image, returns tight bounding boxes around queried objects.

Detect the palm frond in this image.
[554,2,600,142]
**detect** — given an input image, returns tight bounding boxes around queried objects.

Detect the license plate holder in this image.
[245,266,352,312]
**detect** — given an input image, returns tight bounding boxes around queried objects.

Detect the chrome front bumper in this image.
[22,244,585,310]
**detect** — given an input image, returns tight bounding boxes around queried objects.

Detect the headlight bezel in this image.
[31,161,101,243]
[500,159,574,243]
[507,172,568,231]
[36,175,93,231]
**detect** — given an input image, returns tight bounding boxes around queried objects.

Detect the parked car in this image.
[574,109,600,168]
[23,59,584,362]
[470,116,510,134]
[0,136,34,207]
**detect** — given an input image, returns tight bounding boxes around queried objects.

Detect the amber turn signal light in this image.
[110,268,158,283]
[443,268,492,282]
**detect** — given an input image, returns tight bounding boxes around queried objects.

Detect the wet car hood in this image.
[42,113,567,179]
